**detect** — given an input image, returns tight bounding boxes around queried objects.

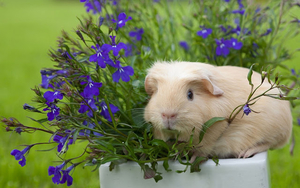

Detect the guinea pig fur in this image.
[144,61,292,158]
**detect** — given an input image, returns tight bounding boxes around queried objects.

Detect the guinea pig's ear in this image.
[144,75,157,96]
[202,76,224,96]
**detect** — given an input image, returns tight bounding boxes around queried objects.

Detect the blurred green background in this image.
[0,0,299,188]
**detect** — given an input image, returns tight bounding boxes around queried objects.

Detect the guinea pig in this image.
[144,61,293,158]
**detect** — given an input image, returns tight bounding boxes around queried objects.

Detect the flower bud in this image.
[76,30,86,44]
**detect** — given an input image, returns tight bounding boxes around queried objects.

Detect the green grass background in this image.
[0,0,299,187]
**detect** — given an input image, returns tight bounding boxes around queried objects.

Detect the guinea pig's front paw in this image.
[238,144,270,158]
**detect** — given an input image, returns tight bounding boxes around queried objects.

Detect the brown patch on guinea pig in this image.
[144,61,293,158]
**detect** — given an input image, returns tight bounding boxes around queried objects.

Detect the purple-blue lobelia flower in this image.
[80,76,102,98]
[53,135,73,153]
[11,146,32,167]
[89,44,113,68]
[78,96,98,117]
[60,165,74,186]
[43,90,63,103]
[15,127,23,134]
[41,74,56,89]
[215,38,231,57]
[231,25,251,36]
[80,0,102,14]
[197,27,212,39]
[107,36,127,56]
[228,38,243,50]
[80,121,103,137]
[261,28,272,36]
[129,28,144,41]
[232,9,245,15]
[99,101,119,122]
[48,162,66,185]
[110,0,117,5]
[43,102,60,121]
[243,104,251,115]
[237,0,244,8]
[112,12,132,28]
[112,60,134,82]
[124,43,134,57]
[179,41,189,51]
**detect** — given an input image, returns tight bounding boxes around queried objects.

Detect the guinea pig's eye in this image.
[187,89,194,101]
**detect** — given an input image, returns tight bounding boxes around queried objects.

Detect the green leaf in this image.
[190,156,207,173]
[212,156,219,165]
[149,139,170,150]
[154,175,163,182]
[28,117,48,124]
[163,160,172,172]
[109,162,115,171]
[247,64,255,87]
[199,117,226,144]
[72,129,80,144]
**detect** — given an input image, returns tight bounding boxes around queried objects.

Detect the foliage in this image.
[2,0,300,186]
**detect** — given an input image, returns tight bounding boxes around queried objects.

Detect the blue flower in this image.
[232,9,245,15]
[107,36,127,56]
[228,38,243,50]
[197,27,212,39]
[291,69,296,76]
[112,12,132,28]
[237,0,244,8]
[53,135,73,153]
[61,51,73,59]
[297,118,300,125]
[124,43,134,57]
[261,28,272,37]
[81,0,102,14]
[60,165,74,186]
[41,74,56,89]
[48,162,66,184]
[80,121,103,137]
[78,97,98,117]
[89,44,113,68]
[43,102,60,121]
[215,38,231,57]
[243,104,251,115]
[215,38,243,57]
[15,127,23,134]
[43,90,63,103]
[229,23,250,36]
[112,60,134,82]
[11,146,32,167]
[80,76,102,98]
[129,28,144,41]
[179,41,189,51]
[23,103,41,113]
[110,0,117,5]
[99,101,119,121]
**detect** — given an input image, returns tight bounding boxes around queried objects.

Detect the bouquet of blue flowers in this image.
[2,0,300,186]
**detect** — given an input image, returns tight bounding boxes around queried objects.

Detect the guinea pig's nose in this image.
[161,112,177,120]
[162,112,177,129]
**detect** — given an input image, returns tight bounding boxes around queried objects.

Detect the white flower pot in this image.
[99,151,270,188]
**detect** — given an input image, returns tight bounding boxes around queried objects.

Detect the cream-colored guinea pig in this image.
[144,61,293,158]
